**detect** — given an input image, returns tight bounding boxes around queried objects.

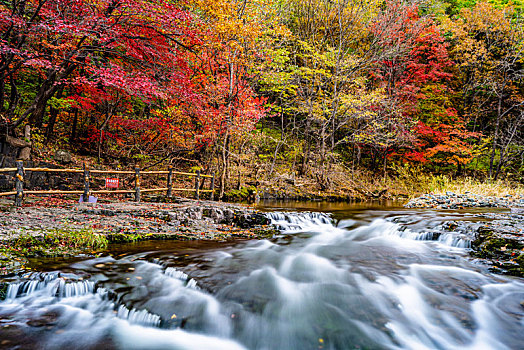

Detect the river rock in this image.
[405,192,524,209]
[0,199,275,244]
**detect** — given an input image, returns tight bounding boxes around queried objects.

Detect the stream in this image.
[0,201,523,349]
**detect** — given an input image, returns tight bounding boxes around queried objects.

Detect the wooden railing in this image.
[0,161,215,206]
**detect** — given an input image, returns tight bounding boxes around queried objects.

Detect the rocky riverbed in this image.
[0,198,276,274]
[430,211,524,276]
[406,192,524,276]
[405,191,524,209]
[1,194,523,277]
[0,199,273,241]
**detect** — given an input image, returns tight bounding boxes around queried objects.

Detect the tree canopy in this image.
[1,0,523,191]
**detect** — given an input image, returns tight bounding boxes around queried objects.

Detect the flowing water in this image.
[1,201,523,349]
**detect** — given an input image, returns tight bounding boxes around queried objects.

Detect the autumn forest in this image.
[1,0,523,199]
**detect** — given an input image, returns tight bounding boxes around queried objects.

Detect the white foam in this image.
[117,305,161,327]
[113,321,247,350]
[265,211,332,232]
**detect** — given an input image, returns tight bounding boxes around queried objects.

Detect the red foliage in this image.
[0,0,266,154]
[369,1,477,167]
[405,120,480,165]
[372,1,452,105]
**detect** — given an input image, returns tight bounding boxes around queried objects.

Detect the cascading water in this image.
[165,267,200,289]
[0,205,523,350]
[265,211,332,232]
[117,305,162,327]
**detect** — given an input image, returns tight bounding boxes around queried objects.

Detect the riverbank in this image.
[2,193,524,277]
[0,199,275,274]
[226,171,524,203]
[405,192,524,209]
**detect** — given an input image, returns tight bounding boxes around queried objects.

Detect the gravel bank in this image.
[0,199,277,274]
[405,192,524,209]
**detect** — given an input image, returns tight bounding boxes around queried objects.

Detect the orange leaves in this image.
[149,0,272,151]
[409,119,480,166]
[193,0,261,51]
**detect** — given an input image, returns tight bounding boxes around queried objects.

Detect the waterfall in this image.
[56,279,95,298]
[265,211,332,232]
[165,267,189,281]
[117,305,162,327]
[4,272,60,300]
[266,211,472,248]
[165,267,200,290]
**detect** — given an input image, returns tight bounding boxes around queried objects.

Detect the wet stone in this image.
[0,199,274,246]
[405,192,524,210]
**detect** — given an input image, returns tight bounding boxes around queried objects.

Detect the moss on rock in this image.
[472,227,524,277]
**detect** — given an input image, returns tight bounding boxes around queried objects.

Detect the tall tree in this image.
[443,1,524,178]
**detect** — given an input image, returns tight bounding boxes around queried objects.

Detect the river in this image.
[0,201,523,349]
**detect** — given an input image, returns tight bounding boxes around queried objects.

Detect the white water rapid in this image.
[0,208,523,349]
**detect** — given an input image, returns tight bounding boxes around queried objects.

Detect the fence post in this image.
[167,166,173,198]
[83,163,90,203]
[210,174,215,201]
[195,170,200,200]
[14,160,24,207]
[135,167,141,202]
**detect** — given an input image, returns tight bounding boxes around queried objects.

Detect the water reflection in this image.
[257,199,403,212]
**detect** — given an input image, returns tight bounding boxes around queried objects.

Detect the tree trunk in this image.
[13,58,80,129]
[489,84,505,179]
[46,87,64,142]
[0,78,5,112]
[18,125,31,160]
[7,76,19,117]
[219,130,229,200]
[97,100,118,164]
[268,110,285,177]
[382,148,388,179]
[300,119,311,176]
[71,109,79,143]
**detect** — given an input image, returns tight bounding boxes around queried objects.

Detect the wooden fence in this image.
[0,161,215,206]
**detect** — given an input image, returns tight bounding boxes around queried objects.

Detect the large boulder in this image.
[54,150,72,164]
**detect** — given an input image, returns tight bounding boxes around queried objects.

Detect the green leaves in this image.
[48,97,74,110]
